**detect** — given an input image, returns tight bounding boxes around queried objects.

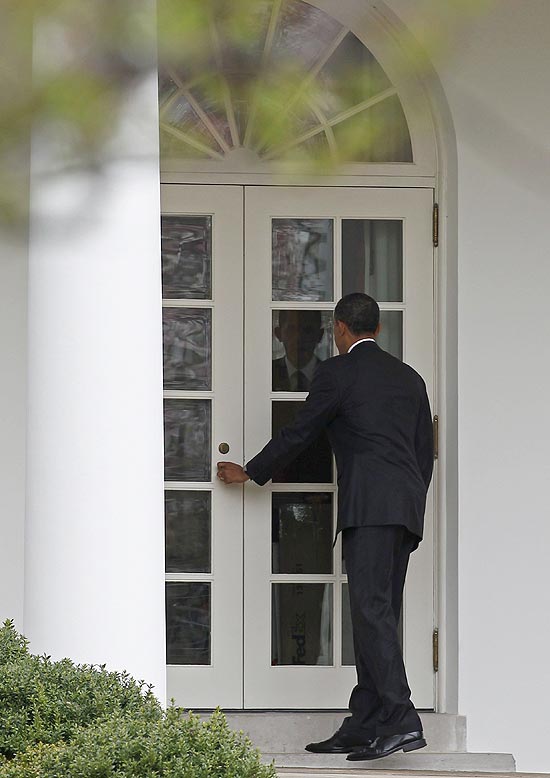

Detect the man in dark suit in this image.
[272,309,331,482]
[217,293,434,762]
[272,309,324,392]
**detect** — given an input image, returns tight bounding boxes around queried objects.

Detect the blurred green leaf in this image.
[1,0,495,230]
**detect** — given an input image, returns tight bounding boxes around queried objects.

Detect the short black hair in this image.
[278,309,322,328]
[334,293,379,334]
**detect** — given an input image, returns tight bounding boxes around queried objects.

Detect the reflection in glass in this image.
[378,311,403,361]
[317,32,391,118]
[297,127,331,151]
[342,582,355,666]
[272,310,333,391]
[169,51,217,94]
[159,1,414,165]
[161,216,212,300]
[272,583,333,665]
[272,493,333,574]
[272,219,334,302]
[189,75,234,149]
[160,129,211,160]
[271,1,343,70]
[342,219,403,302]
[165,491,211,573]
[266,121,328,161]
[164,400,211,481]
[332,95,413,163]
[163,308,212,390]
[166,582,210,665]
[158,72,179,105]
[163,93,223,155]
[272,401,333,483]
[219,1,271,90]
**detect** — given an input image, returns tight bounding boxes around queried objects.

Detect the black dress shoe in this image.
[346,730,427,761]
[305,730,374,754]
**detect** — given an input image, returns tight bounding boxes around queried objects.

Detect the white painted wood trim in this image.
[162,184,245,708]
[244,185,435,709]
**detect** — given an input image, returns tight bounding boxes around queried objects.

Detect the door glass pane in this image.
[342,582,355,666]
[316,32,391,118]
[272,493,333,574]
[163,95,223,156]
[218,3,271,76]
[160,129,211,160]
[163,308,212,390]
[188,76,233,149]
[378,310,403,360]
[272,401,332,483]
[272,218,334,302]
[165,491,211,573]
[342,219,403,301]
[161,215,212,300]
[271,2,343,70]
[272,310,333,391]
[332,96,412,163]
[272,583,333,666]
[158,72,179,105]
[166,582,211,665]
[164,399,211,481]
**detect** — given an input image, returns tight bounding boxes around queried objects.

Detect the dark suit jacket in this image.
[272,355,321,392]
[246,341,434,544]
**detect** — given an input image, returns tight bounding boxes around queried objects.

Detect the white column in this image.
[25,70,166,702]
[0,6,31,632]
[0,231,27,628]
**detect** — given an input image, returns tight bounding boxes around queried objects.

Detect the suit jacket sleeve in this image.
[245,361,339,486]
[415,382,434,490]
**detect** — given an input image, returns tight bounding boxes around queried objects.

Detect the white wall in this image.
[387,1,550,772]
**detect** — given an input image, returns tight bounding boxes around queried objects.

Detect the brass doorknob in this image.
[218,442,230,454]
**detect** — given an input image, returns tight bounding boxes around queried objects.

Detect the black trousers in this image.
[340,525,422,738]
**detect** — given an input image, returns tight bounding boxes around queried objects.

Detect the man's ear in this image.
[374,323,382,337]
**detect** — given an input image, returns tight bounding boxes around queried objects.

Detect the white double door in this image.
[162,184,434,710]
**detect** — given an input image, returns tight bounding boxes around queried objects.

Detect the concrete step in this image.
[276,770,536,778]
[265,751,516,773]
[223,711,467,754]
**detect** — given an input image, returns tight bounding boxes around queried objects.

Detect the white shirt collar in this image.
[284,353,318,381]
[347,338,376,354]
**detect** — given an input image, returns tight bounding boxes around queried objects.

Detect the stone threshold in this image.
[264,751,516,773]
[277,767,548,778]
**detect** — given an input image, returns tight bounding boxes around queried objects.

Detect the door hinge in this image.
[433,414,439,460]
[433,628,439,672]
[433,203,439,247]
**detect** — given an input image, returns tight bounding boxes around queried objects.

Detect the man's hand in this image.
[217,461,250,484]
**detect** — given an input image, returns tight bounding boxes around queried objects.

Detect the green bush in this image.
[0,620,162,759]
[0,621,276,778]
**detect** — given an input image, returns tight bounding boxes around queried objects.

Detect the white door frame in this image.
[161,172,458,716]
[161,182,437,710]
[243,184,435,709]
[162,184,245,708]
[158,0,460,710]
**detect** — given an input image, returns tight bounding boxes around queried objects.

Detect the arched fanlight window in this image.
[158,0,412,164]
